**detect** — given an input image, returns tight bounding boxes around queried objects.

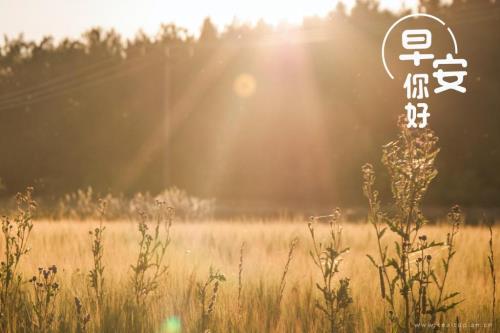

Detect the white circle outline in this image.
[381,13,458,79]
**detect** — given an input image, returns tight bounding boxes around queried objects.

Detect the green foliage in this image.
[363,117,462,332]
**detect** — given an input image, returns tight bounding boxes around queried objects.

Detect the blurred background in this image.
[0,0,498,218]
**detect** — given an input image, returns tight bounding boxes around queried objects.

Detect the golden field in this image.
[14,219,499,332]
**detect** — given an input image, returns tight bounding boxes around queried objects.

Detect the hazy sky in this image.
[0,0,416,41]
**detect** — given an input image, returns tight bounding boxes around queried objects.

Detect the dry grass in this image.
[13,219,499,332]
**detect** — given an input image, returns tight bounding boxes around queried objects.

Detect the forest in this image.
[0,0,498,215]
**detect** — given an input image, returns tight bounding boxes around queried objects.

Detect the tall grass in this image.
[277,237,298,309]
[237,241,245,324]
[3,220,493,332]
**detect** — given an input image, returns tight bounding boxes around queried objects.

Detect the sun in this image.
[248,0,335,25]
[203,0,336,28]
[233,73,256,98]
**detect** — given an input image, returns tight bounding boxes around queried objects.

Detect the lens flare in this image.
[233,73,256,98]
[160,316,181,333]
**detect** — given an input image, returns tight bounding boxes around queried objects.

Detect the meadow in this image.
[7,218,499,332]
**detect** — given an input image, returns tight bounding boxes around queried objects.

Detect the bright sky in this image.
[0,0,416,41]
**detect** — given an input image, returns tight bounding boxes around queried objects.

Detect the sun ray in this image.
[115,44,238,191]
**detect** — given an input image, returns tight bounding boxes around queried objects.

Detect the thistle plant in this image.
[488,224,496,331]
[74,297,91,333]
[131,202,173,306]
[308,209,352,333]
[237,241,245,322]
[88,199,106,317]
[28,265,60,332]
[197,267,226,332]
[277,237,298,309]
[0,187,36,332]
[363,117,462,332]
[426,207,462,327]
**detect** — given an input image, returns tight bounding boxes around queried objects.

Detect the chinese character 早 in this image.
[405,102,430,128]
[433,53,468,93]
[404,73,429,99]
[399,29,435,66]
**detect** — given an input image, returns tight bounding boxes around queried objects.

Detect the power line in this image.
[0,7,497,111]
[0,55,163,111]
[0,52,164,107]
[0,54,121,102]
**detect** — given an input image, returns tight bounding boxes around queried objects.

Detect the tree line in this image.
[0,0,498,214]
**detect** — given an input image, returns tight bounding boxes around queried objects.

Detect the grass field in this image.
[10,219,498,332]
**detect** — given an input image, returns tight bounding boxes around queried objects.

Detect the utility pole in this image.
[163,46,172,190]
